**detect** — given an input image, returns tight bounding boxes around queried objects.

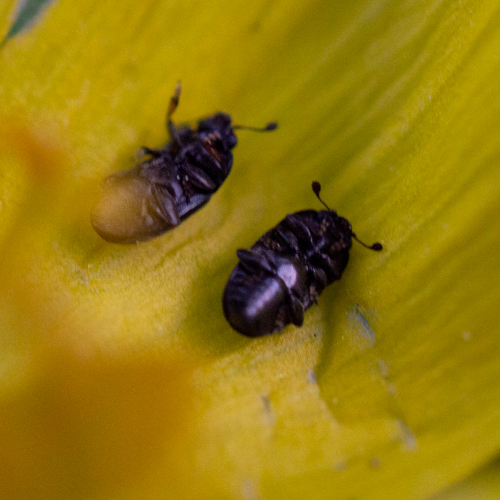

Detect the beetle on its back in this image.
[91,82,277,244]
[223,182,382,337]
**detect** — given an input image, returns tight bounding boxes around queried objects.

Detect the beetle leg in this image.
[309,265,328,290]
[151,184,181,227]
[236,249,273,274]
[285,214,314,249]
[310,252,347,282]
[202,133,222,163]
[184,164,217,192]
[140,147,164,158]
[306,265,328,305]
[274,226,299,252]
[288,294,305,326]
[166,82,182,146]
[177,193,211,220]
[273,308,288,333]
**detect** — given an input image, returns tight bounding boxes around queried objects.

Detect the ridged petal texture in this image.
[1,1,500,499]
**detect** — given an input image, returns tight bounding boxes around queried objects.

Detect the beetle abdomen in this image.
[223,269,289,337]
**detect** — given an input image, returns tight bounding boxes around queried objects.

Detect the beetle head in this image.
[312,181,383,251]
[197,113,237,152]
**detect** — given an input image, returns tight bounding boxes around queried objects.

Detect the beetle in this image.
[222,182,382,337]
[91,82,277,243]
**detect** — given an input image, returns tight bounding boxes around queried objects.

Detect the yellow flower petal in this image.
[1,1,500,499]
[433,458,500,500]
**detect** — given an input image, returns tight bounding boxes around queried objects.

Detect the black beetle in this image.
[91,82,277,243]
[223,182,382,337]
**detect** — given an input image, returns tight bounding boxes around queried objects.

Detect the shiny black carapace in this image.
[223,182,382,337]
[91,82,277,243]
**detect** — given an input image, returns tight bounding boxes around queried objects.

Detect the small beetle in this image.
[223,182,382,337]
[91,82,277,243]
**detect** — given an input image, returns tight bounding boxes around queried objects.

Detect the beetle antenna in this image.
[233,122,278,132]
[312,181,332,211]
[313,182,382,251]
[351,233,383,251]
